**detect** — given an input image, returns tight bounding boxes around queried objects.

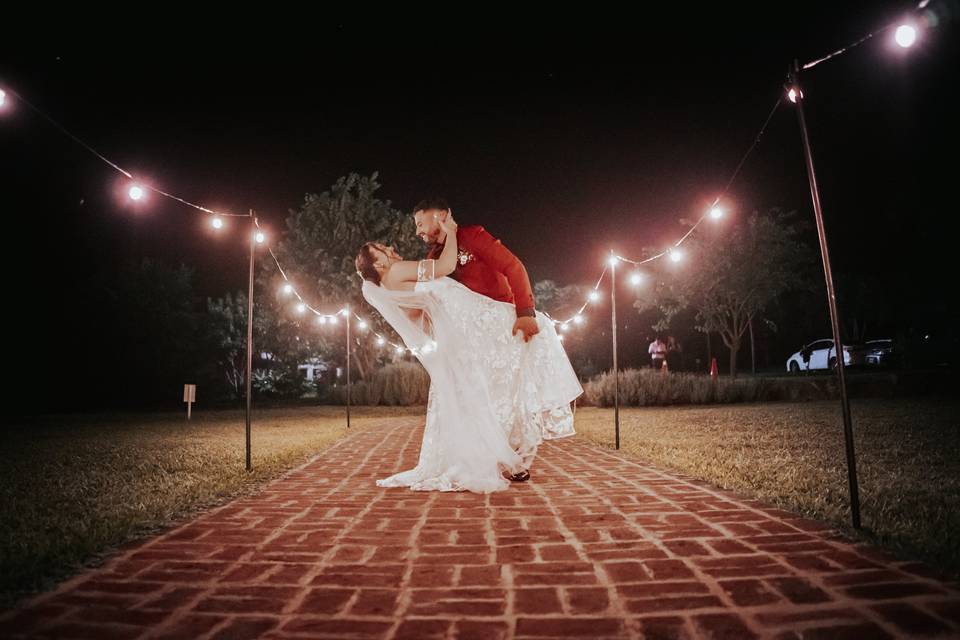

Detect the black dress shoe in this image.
[508,470,531,482]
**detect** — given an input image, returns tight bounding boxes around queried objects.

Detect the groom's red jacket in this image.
[427,225,536,318]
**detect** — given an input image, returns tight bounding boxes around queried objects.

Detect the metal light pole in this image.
[610,255,620,450]
[245,209,257,472]
[789,61,861,529]
[346,307,352,429]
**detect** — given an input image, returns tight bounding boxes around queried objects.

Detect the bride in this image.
[354,215,582,493]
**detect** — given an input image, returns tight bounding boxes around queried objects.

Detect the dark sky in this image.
[2,2,957,334]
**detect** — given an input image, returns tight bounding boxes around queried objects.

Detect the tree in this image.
[97,258,205,407]
[635,209,816,376]
[534,280,590,317]
[834,272,897,344]
[259,173,420,382]
[205,293,245,399]
[204,291,271,401]
[534,279,601,376]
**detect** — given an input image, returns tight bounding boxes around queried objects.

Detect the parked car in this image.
[864,339,899,368]
[786,339,864,373]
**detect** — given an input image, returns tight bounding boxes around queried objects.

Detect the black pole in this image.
[245,210,256,472]
[346,307,351,429]
[611,256,620,450]
[789,61,861,529]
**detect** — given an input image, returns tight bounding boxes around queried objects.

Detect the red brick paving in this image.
[2,416,958,639]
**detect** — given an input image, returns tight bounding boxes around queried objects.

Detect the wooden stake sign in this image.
[183,384,196,420]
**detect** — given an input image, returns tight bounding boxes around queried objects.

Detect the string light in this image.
[895,24,917,48]
[260,84,774,335]
[6,8,907,359]
[2,88,419,370]
[6,77,858,363]
[802,13,914,70]
[0,68,777,352]
[264,251,413,354]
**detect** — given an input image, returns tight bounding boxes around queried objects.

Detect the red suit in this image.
[426,225,536,317]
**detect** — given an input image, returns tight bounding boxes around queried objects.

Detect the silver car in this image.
[864,339,899,367]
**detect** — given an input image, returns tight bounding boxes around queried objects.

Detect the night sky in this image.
[2,3,957,400]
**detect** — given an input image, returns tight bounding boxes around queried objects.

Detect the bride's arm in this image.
[383,216,459,284]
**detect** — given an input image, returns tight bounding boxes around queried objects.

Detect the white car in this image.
[786,339,863,373]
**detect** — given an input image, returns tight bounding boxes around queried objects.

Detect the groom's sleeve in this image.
[464,226,536,318]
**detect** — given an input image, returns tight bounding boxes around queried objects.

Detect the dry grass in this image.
[0,406,422,607]
[573,398,960,575]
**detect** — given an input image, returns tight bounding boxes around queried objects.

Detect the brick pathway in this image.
[2,417,958,639]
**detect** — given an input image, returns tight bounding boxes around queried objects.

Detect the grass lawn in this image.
[574,397,960,577]
[0,406,422,608]
[4,397,957,609]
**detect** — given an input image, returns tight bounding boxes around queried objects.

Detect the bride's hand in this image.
[440,211,458,235]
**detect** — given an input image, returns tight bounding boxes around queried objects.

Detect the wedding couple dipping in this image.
[354,198,582,493]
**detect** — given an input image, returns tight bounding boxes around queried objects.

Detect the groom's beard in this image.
[423,234,445,251]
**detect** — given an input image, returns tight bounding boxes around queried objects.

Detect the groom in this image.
[413,197,539,481]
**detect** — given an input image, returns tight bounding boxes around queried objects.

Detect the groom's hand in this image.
[513,316,540,343]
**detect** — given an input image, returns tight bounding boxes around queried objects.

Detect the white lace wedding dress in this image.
[361,276,582,493]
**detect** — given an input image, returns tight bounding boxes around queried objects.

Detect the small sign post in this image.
[183,384,196,420]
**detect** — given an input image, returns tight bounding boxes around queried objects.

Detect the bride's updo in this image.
[355,242,382,285]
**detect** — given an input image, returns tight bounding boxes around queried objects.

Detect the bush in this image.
[327,362,429,406]
[582,368,844,406]
[253,366,313,400]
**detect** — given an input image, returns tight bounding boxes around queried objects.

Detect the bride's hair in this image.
[355,242,382,285]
